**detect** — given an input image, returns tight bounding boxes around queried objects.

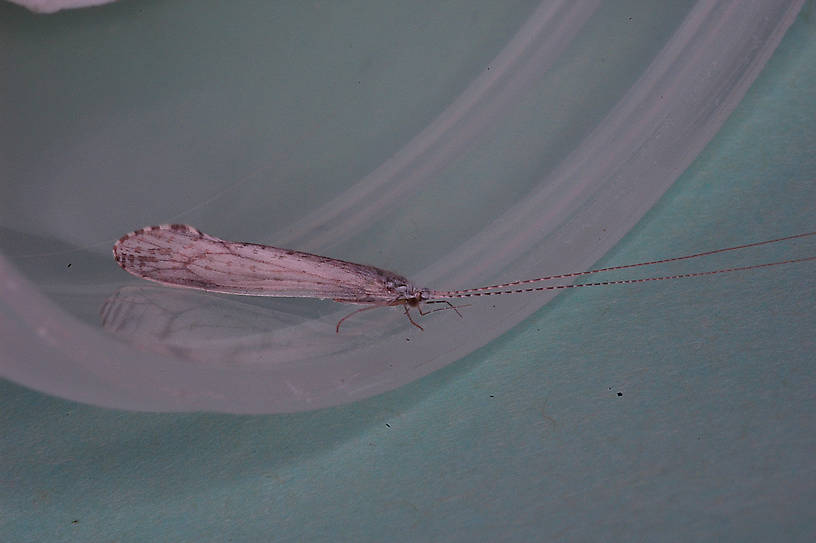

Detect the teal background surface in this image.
[2,2,815,542]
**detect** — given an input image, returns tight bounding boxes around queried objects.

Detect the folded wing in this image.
[113,224,406,302]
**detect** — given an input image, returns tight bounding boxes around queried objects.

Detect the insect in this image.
[113,225,816,332]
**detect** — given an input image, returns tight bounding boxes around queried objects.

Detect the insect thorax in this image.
[386,277,428,306]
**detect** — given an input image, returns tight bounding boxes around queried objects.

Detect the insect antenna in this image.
[442,231,816,296]
[433,256,816,299]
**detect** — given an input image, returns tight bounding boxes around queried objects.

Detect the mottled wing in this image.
[113,224,407,303]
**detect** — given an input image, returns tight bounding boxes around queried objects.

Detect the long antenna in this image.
[434,231,816,297]
[431,256,816,299]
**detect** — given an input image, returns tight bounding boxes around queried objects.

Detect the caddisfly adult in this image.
[113,224,816,332]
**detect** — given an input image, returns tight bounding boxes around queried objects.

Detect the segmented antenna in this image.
[431,231,816,299]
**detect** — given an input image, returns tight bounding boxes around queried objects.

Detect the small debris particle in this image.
[617,392,623,397]
[66,263,72,268]
[385,423,391,428]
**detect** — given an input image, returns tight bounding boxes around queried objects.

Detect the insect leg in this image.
[336,305,382,333]
[403,306,425,331]
[420,300,468,318]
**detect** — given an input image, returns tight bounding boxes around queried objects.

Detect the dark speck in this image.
[66,263,71,268]
[617,392,623,397]
[385,423,391,428]
[72,520,79,525]
[489,395,494,398]
[405,338,410,342]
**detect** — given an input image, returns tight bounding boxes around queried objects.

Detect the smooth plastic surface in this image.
[5,0,116,14]
[0,0,805,414]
